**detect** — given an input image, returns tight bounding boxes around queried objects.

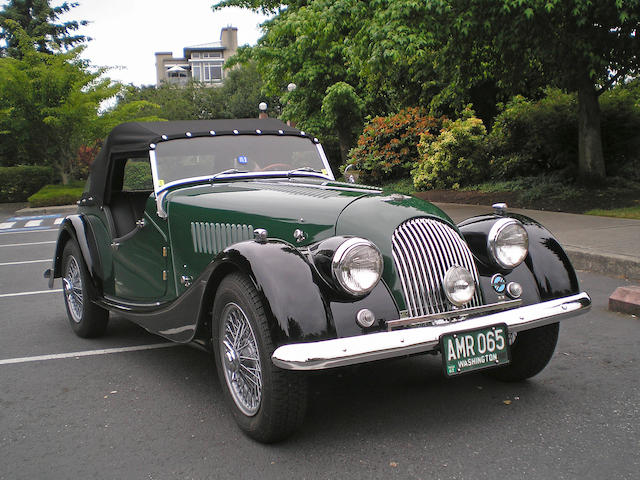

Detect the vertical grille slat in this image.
[190,222,254,255]
[392,218,483,318]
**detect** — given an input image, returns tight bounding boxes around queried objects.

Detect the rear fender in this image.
[49,215,103,291]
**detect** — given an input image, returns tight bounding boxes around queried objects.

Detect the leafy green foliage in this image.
[487,86,640,181]
[0,0,87,57]
[488,89,578,178]
[321,82,364,162]
[413,108,487,190]
[0,165,53,202]
[27,182,83,207]
[346,108,442,184]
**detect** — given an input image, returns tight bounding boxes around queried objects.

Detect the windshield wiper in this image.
[286,167,324,177]
[211,168,248,179]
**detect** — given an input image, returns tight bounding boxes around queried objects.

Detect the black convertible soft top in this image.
[88,118,302,205]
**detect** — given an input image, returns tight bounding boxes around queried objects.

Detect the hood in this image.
[165,179,378,246]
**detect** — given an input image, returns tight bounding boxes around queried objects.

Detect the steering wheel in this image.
[258,163,291,171]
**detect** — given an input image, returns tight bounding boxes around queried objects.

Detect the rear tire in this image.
[488,323,559,382]
[212,273,307,443]
[61,241,109,338]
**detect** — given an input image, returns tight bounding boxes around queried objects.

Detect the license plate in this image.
[441,324,510,377]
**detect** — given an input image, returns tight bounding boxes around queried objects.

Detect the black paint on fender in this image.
[49,215,103,291]
[458,214,579,304]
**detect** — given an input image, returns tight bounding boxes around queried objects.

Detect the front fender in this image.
[213,240,335,347]
[458,214,580,304]
[48,214,102,291]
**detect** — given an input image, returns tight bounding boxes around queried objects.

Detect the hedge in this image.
[0,166,54,203]
[27,183,84,208]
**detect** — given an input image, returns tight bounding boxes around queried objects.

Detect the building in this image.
[155,27,238,86]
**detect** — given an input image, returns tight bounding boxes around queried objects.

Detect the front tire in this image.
[212,273,307,442]
[488,323,559,382]
[61,241,109,338]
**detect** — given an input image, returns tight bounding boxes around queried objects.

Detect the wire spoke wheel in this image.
[61,241,108,338]
[63,255,84,323]
[220,302,263,416]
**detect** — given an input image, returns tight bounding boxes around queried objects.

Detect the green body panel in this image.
[113,209,168,301]
[163,179,453,309]
[164,180,371,296]
[79,178,455,312]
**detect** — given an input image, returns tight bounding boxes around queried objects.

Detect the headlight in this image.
[488,218,529,269]
[331,238,383,296]
[443,265,476,306]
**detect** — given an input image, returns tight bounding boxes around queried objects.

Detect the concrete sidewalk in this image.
[4,201,640,281]
[434,202,640,281]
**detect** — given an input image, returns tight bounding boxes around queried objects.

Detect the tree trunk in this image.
[577,78,606,182]
[337,129,351,165]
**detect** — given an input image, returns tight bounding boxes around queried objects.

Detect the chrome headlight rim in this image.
[487,218,529,269]
[331,237,383,296]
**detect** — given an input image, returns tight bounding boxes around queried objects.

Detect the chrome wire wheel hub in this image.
[64,256,83,323]
[220,302,263,416]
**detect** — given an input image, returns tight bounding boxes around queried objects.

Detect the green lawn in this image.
[28,183,84,208]
[585,206,640,220]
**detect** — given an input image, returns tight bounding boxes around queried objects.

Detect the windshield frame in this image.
[148,134,335,217]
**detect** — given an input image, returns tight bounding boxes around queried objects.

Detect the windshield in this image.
[152,135,332,190]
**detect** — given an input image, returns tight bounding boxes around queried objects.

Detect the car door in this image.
[109,157,170,302]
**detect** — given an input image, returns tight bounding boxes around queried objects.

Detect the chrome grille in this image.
[191,222,254,254]
[392,218,483,317]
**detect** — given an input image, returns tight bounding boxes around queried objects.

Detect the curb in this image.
[14,204,78,216]
[565,247,640,282]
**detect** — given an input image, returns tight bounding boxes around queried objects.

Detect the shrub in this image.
[487,86,640,181]
[27,183,84,208]
[0,166,54,203]
[346,108,443,184]
[413,108,488,190]
[599,86,640,181]
[487,89,578,179]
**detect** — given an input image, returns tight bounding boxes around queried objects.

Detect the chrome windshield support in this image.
[271,292,591,371]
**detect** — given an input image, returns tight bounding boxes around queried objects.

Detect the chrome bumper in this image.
[271,292,591,371]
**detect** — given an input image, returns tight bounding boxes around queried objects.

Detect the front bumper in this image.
[271,292,591,370]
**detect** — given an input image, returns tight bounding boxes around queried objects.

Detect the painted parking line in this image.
[0,259,50,266]
[0,343,181,366]
[0,289,62,298]
[0,228,59,235]
[0,241,56,248]
[0,214,66,232]
[24,219,44,227]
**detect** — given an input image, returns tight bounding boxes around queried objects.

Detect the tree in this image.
[424,0,640,181]
[0,0,87,58]
[321,82,364,163]
[0,25,155,183]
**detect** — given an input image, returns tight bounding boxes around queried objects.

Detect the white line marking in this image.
[0,343,180,365]
[24,220,43,227]
[0,228,59,235]
[0,222,16,229]
[0,289,62,298]
[54,217,64,225]
[0,241,56,247]
[0,259,50,266]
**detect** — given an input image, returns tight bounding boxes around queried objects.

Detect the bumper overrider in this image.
[271,292,591,370]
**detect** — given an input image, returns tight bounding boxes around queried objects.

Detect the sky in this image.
[2,0,272,86]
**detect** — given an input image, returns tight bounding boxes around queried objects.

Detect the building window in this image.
[202,51,222,59]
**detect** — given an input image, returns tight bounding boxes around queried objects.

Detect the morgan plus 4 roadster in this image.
[45,119,591,442]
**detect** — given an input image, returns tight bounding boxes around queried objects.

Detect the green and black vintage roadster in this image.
[45,118,591,442]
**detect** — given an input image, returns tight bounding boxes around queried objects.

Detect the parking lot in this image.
[1,212,639,480]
